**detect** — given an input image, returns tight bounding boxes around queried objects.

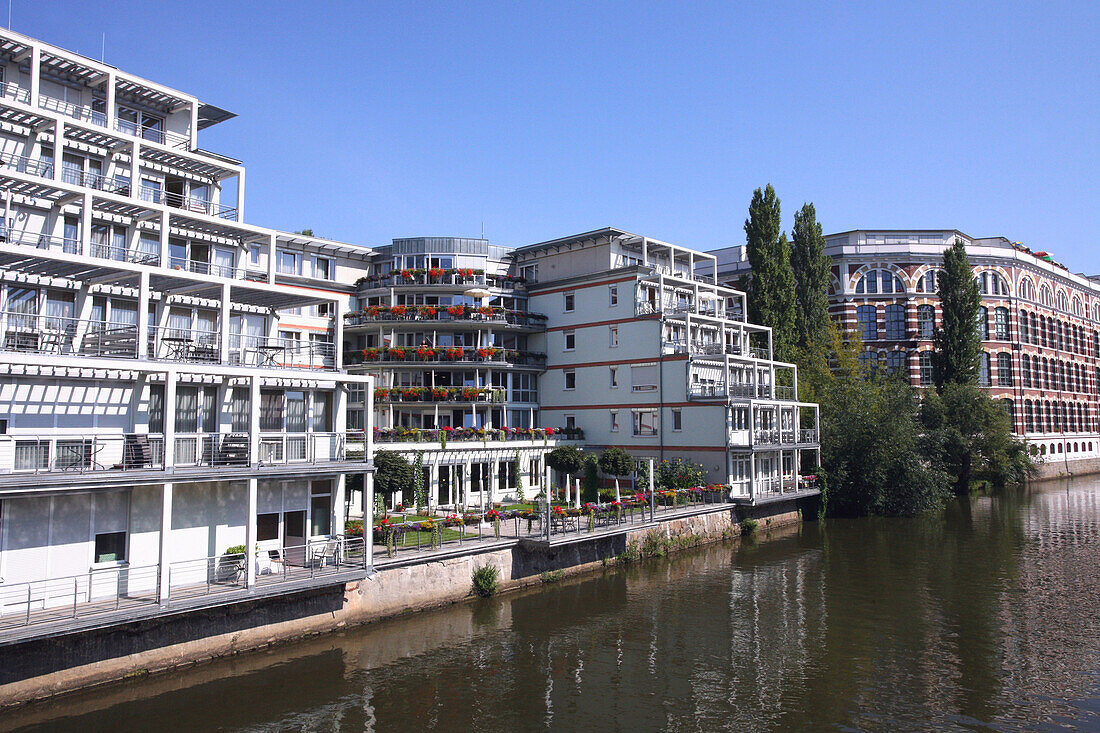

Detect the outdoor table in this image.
[254,344,286,367]
[161,336,191,360]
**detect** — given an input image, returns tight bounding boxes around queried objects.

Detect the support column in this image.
[129,140,139,196]
[157,482,173,603]
[249,375,261,466]
[163,370,177,468]
[189,102,198,150]
[50,121,62,181]
[235,168,245,221]
[648,458,655,522]
[334,298,344,370]
[80,193,92,251]
[245,478,258,588]
[363,470,375,571]
[159,210,170,268]
[544,464,551,542]
[29,46,40,108]
[219,282,231,364]
[333,474,347,534]
[267,233,277,283]
[71,284,94,352]
[105,72,116,131]
[137,271,150,358]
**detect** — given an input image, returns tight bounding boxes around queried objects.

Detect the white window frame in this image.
[609,285,618,306]
[563,292,575,312]
[609,326,618,348]
[564,330,575,351]
[564,369,576,390]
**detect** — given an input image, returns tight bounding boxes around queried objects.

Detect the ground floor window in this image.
[93,531,126,564]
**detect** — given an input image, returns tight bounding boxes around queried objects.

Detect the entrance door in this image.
[284,510,307,565]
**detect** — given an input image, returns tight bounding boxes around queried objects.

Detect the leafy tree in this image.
[582,454,600,503]
[790,202,832,352]
[295,228,314,237]
[598,447,634,503]
[920,383,1035,495]
[932,238,982,389]
[373,450,414,503]
[546,445,584,499]
[744,185,798,362]
[655,457,707,492]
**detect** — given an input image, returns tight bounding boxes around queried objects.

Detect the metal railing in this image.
[234,333,336,370]
[361,272,523,289]
[38,95,107,127]
[750,347,770,359]
[344,310,546,329]
[139,187,237,219]
[0,80,30,104]
[754,429,781,445]
[799,429,819,444]
[0,228,79,254]
[0,537,367,634]
[0,149,53,178]
[173,433,250,467]
[373,387,506,404]
[257,432,360,465]
[774,385,795,400]
[60,167,131,194]
[114,118,191,150]
[0,434,165,475]
[372,427,584,444]
[345,347,545,367]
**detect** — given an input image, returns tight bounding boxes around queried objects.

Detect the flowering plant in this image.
[431,387,449,400]
[461,387,479,400]
[428,267,445,279]
[457,268,475,278]
[388,347,406,359]
[476,347,497,359]
[365,305,382,317]
[445,347,465,360]
[390,305,408,317]
[415,346,436,359]
[447,305,466,317]
[417,306,437,317]
[399,269,414,280]
[485,509,499,520]
[477,306,495,316]
[401,388,423,400]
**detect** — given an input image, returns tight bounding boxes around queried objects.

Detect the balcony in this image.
[0,80,30,105]
[373,387,506,404]
[355,270,527,291]
[0,431,367,479]
[139,186,238,220]
[345,346,546,368]
[344,306,547,330]
[0,314,337,371]
[114,118,191,150]
[60,167,131,194]
[798,429,819,444]
[0,149,54,178]
[373,426,584,444]
[688,382,772,400]
[38,95,106,127]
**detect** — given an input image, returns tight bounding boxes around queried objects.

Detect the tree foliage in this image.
[598,447,634,479]
[655,457,707,491]
[744,185,798,362]
[920,383,1035,495]
[932,238,982,389]
[790,202,832,352]
[373,450,414,497]
[545,444,584,476]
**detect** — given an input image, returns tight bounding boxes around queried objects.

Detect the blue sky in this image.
[16,1,1100,266]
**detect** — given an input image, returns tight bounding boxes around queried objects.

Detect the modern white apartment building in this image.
[708,229,1100,467]
[513,228,821,502]
[0,28,375,624]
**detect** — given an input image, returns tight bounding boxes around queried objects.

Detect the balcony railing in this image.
[356,271,526,290]
[750,347,770,360]
[666,340,745,357]
[114,118,191,150]
[799,429,818,444]
[60,168,131,194]
[754,429,780,445]
[345,346,545,367]
[139,187,238,220]
[0,149,53,178]
[372,426,584,444]
[0,229,79,255]
[345,308,547,329]
[688,382,771,400]
[0,431,366,477]
[374,387,506,404]
[38,95,106,127]
[0,80,30,105]
[774,385,795,400]
[0,434,165,475]
[0,314,337,371]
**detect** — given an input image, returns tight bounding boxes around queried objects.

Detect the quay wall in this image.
[0,500,802,708]
[1032,456,1100,481]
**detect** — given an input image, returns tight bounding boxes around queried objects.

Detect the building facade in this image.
[0,28,375,617]
[708,229,1100,464]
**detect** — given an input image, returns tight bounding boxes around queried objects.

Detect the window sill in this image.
[91,560,129,570]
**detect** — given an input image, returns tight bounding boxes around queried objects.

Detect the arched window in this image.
[1018,277,1036,301]
[979,352,991,387]
[977,306,989,340]
[1002,399,1016,432]
[1056,290,1069,312]
[977,271,1010,295]
[858,349,879,372]
[917,304,935,338]
[919,351,933,386]
[1025,401,1034,432]
[916,269,942,294]
[1020,310,1029,343]
[855,269,905,294]
[886,350,906,377]
[996,352,1013,386]
[1073,297,1084,316]
[884,303,906,339]
[994,307,1009,340]
[1031,313,1039,344]
[1040,285,1054,307]
[857,305,878,340]
[1022,354,1032,388]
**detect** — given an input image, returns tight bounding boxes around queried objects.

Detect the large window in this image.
[886,351,906,377]
[920,351,933,386]
[857,305,878,341]
[977,307,989,340]
[997,352,1013,386]
[994,307,1009,340]
[884,304,906,340]
[631,364,658,392]
[855,269,904,294]
[916,269,942,294]
[978,353,991,387]
[917,305,935,338]
[977,271,1010,295]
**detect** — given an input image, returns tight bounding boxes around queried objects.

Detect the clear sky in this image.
[14,1,1099,266]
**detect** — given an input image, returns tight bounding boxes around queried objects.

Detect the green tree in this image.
[598,447,634,503]
[920,383,1035,495]
[582,454,600,503]
[545,445,584,499]
[744,185,798,361]
[655,457,707,492]
[373,450,414,505]
[790,202,832,352]
[932,238,982,389]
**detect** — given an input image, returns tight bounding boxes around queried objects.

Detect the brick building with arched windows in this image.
[706,230,1100,473]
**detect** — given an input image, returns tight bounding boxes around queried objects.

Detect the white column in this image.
[235,168,245,221]
[29,46,40,108]
[333,474,347,535]
[189,102,198,149]
[163,371,177,468]
[71,284,94,351]
[574,477,581,509]
[129,140,139,196]
[80,193,92,250]
[245,478,258,588]
[249,375,261,466]
[267,234,277,283]
[159,210,170,268]
[334,298,344,370]
[105,72,116,130]
[50,121,62,181]
[137,271,150,358]
[219,282,231,363]
[363,470,375,570]
[157,482,173,602]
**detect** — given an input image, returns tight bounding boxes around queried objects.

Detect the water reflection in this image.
[5,480,1100,732]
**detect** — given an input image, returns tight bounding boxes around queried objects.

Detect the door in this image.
[284,510,306,565]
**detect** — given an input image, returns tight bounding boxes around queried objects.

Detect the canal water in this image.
[3,477,1100,732]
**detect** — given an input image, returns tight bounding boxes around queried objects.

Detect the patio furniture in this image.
[254,343,285,367]
[311,540,341,568]
[161,336,191,360]
[123,434,153,469]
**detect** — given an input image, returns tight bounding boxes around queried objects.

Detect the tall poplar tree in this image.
[932,238,982,389]
[744,185,797,362]
[790,203,832,350]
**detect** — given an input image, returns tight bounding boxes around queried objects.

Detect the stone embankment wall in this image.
[1032,456,1100,481]
[0,500,803,708]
